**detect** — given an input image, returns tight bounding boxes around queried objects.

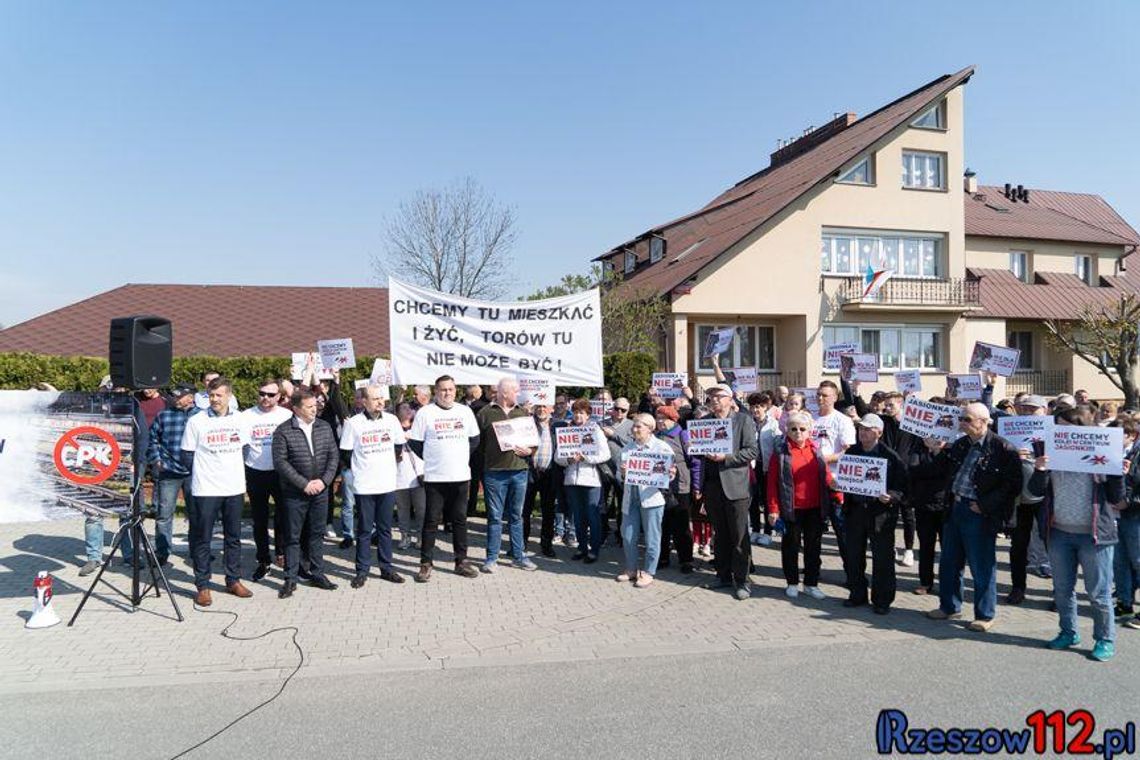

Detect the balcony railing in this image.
[1005,370,1071,397]
[835,277,981,308]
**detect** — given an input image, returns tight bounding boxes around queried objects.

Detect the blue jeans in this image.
[938,497,997,620]
[339,469,355,539]
[155,476,192,563]
[565,485,602,557]
[84,515,133,563]
[483,469,528,563]
[355,492,396,573]
[1051,528,1115,642]
[621,495,663,575]
[1114,512,1140,607]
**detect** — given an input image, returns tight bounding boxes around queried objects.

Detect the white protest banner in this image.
[835,454,888,498]
[824,341,860,370]
[703,328,736,358]
[623,450,673,489]
[895,370,922,394]
[1045,425,1123,476]
[317,338,356,371]
[899,397,961,440]
[793,388,820,417]
[518,376,555,406]
[554,425,601,457]
[651,372,688,399]
[968,341,1021,377]
[388,277,603,386]
[290,352,333,381]
[589,399,613,420]
[997,416,1053,454]
[492,416,540,452]
[687,417,733,455]
[840,353,879,383]
[946,374,983,401]
[725,367,758,393]
[354,378,371,390]
[369,358,393,385]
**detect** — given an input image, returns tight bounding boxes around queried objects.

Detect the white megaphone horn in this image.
[26,571,61,629]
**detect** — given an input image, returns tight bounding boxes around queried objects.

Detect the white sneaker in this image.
[699,544,711,557]
[325,527,338,539]
[804,586,826,600]
[754,533,772,547]
[901,549,915,567]
[785,585,800,599]
[480,560,497,574]
[398,535,412,551]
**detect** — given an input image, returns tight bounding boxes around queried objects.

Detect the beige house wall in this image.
[964,236,1124,281]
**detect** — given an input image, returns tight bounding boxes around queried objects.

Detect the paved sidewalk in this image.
[0,516,1065,694]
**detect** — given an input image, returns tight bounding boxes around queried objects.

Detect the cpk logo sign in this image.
[53,426,122,485]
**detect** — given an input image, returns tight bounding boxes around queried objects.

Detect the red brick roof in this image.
[596,66,977,298]
[0,284,390,358]
[966,267,1139,320]
[965,186,1140,246]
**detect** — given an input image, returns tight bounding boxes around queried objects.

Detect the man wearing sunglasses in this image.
[919,402,1022,632]
[244,379,294,581]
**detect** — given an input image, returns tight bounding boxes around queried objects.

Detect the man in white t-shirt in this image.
[341,384,407,588]
[813,379,856,574]
[242,378,293,582]
[407,375,481,582]
[180,376,252,607]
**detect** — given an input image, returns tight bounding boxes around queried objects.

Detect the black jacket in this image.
[272,416,340,496]
[842,442,907,511]
[914,430,1023,526]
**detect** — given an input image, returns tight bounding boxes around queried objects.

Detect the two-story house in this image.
[596,65,1139,400]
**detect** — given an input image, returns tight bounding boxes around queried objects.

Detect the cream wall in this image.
[965,236,1123,280]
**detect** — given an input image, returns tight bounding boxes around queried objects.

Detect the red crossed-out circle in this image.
[53,426,122,485]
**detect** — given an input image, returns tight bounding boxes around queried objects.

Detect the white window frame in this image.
[910,101,945,130]
[1009,250,1029,282]
[623,250,637,274]
[901,150,946,190]
[820,229,943,279]
[1075,254,1093,285]
[695,324,776,372]
[822,323,944,372]
[836,156,874,185]
[649,236,665,264]
[1007,330,1033,370]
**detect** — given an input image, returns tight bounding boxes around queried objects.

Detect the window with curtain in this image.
[820,231,942,277]
[902,151,945,189]
[696,325,775,370]
[824,324,941,371]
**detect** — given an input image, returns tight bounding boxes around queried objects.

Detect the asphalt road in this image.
[3,630,1138,759]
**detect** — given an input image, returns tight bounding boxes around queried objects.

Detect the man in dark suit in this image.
[272,388,341,598]
[696,383,759,600]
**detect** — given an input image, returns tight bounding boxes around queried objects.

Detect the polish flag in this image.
[862,265,892,299]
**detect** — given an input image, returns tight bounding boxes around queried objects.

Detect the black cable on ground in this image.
[168,604,305,760]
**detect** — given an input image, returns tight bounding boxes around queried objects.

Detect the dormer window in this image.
[836,157,873,185]
[1075,254,1093,285]
[602,259,615,276]
[911,101,945,130]
[649,235,666,263]
[624,250,637,274]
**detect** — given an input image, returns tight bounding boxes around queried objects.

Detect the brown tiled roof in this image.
[596,66,977,298]
[966,267,1138,320]
[965,186,1140,246]
[0,284,390,357]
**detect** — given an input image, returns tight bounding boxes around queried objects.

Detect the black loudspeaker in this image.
[109,316,173,388]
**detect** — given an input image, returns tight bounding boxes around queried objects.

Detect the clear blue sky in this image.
[2,1,1137,327]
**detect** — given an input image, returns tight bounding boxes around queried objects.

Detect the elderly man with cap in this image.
[1006,393,1050,605]
[841,413,907,614]
[696,382,759,600]
[146,382,200,569]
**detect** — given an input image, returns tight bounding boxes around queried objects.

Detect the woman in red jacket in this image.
[767,411,842,600]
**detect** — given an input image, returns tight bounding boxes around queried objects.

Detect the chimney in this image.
[769,112,857,167]
[964,168,978,195]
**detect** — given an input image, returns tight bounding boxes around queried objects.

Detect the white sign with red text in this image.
[686,417,733,456]
[835,454,888,498]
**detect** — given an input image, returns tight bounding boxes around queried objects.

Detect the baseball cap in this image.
[855,413,884,431]
[706,383,733,397]
[1017,394,1047,409]
[171,383,197,398]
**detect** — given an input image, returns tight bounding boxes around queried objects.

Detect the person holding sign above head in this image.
[476,377,539,573]
[617,414,677,588]
[918,403,1022,632]
[407,375,482,582]
[840,414,907,614]
[554,399,611,564]
[697,383,759,601]
[1027,405,1127,662]
[340,384,408,589]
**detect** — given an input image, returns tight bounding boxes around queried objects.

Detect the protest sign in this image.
[589,399,613,420]
[996,416,1053,454]
[651,372,689,400]
[388,277,603,385]
[895,370,922,394]
[492,416,540,452]
[725,367,758,393]
[835,454,888,498]
[623,450,673,489]
[946,374,983,400]
[554,425,600,457]
[290,352,333,381]
[839,353,879,383]
[317,338,356,371]
[793,388,820,417]
[703,328,735,358]
[518,376,555,406]
[968,341,1021,377]
[899,397,961,440]
[687,417,733,455]
[1045,425,1123,476]
[824,341,860,370]
[354,378,371,390]
[369,358,393,384]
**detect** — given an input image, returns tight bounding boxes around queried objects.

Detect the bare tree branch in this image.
[1043,294,1140,406]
